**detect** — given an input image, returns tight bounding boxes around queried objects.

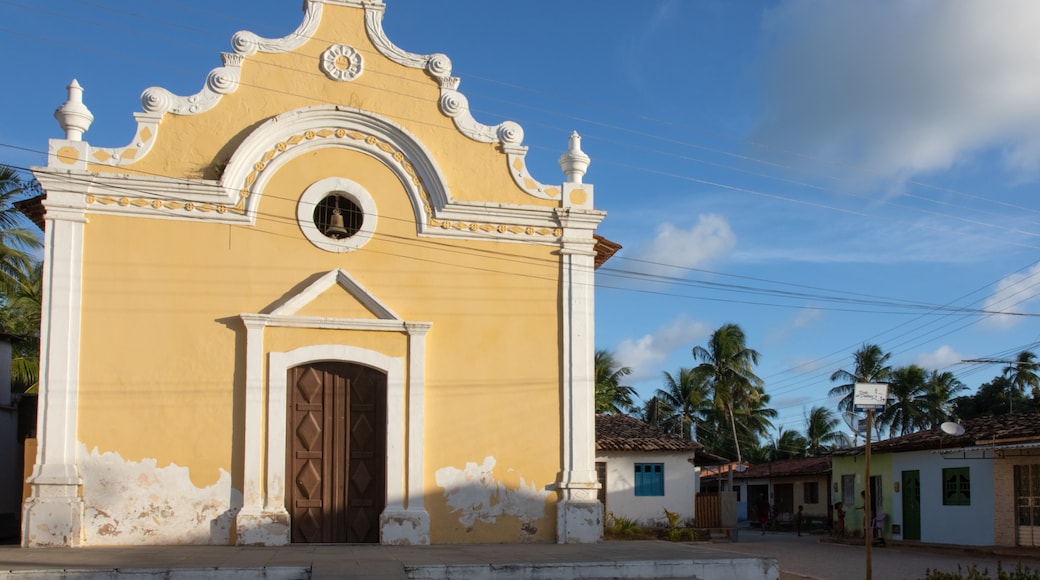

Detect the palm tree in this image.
[0,167,43,393]
[766,427,808,461]
[0,166,42,294]
[1004,351,1040,412]
[733,391,778,452]
[692,323,768,463]
[654,367,711,440]
[594,349,636,414]
[829,344,893,416]
[639,396,672,429]
[3,262,42,392]
[881,365,928,437]
[920,370,965,428]
[804,406,843,455]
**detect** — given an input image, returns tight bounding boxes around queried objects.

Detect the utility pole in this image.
[854,383,887,580]
[864,408,873,580]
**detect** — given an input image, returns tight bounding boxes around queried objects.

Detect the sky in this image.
[4,0,1040,439]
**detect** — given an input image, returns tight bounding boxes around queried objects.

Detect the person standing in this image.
[756,494,770,535]
[834,502,846,538]
[796,505,804,536]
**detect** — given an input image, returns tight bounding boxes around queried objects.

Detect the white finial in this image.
[54,79,94,141]
[558,131,590,184]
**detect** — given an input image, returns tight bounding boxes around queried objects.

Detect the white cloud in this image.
[914,345,963,370]
[630,214,736,276]
[615,315,711,382]
[982,262,1040,329]
[756,1,1040,182]
[765,307,824,345]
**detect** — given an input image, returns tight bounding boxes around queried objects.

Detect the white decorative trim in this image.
[507,153,565,202]
[67,0,578,212]
[231,2,323,57]
[41,107,585,241]
[22,196,88,547]
[33,169,250,225]
[320,44,364,82]
[77,0,326,168]
[235,269,431,545]
[268,345,406,527]
[221,106,447,222]
[363,8,454,87]
[555,213,602,544]
[296,177,377,252]
[222,106,568,242]
[270,268,398,319]
[360,2,539,155]
[438,89,525,146]
[140,64,240,116]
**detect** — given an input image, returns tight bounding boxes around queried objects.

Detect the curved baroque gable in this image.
[74,0,565,203]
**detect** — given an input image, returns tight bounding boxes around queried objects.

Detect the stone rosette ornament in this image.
[320,44,363,82]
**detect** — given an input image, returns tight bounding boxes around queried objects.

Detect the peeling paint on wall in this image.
[79,444,240,545]
[434,457,549,531]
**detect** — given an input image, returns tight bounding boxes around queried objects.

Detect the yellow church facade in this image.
[25,0,608,547]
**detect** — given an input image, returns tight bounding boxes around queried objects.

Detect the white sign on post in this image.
[853,382,888,412]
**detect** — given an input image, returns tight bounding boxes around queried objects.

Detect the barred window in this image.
[943,467,970,506]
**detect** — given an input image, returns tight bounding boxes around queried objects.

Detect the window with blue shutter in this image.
[634,463,664,496]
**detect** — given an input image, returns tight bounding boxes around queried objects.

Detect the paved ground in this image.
[0,540,773,579]
[1,531,1038,579]
[717,530,1040,580]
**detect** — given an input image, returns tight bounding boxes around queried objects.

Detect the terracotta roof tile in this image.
[596,414,700,452]
[736,456,831,479]
[834,411,1040,456]
[595,415,730,464]
[14,194,45,232]
[593,235,621,269]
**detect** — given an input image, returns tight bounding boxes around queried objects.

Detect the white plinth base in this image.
[380,508,430,545]
[235,507,290,546]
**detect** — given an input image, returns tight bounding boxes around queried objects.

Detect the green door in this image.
[901,470,921,540]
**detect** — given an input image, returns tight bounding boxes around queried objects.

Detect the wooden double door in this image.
[286,362,386,543]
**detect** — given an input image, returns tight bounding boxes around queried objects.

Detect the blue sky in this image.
[4,1,1040,438]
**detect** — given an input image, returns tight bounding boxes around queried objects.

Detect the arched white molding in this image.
[220,105,566,244]
[221,105,448,230]
[268,345,405,515]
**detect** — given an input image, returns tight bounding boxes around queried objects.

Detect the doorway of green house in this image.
[901,470,920,540]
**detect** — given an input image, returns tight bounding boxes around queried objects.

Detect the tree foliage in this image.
[829,343,893,418]
[653,367,710,440]
[691,323,771,462]
[595,349,636,414]
[805,405,844,455]
[0,166,43,393]
[1004,351,1040,410]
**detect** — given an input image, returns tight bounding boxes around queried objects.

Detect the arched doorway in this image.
[285,361,387,543]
